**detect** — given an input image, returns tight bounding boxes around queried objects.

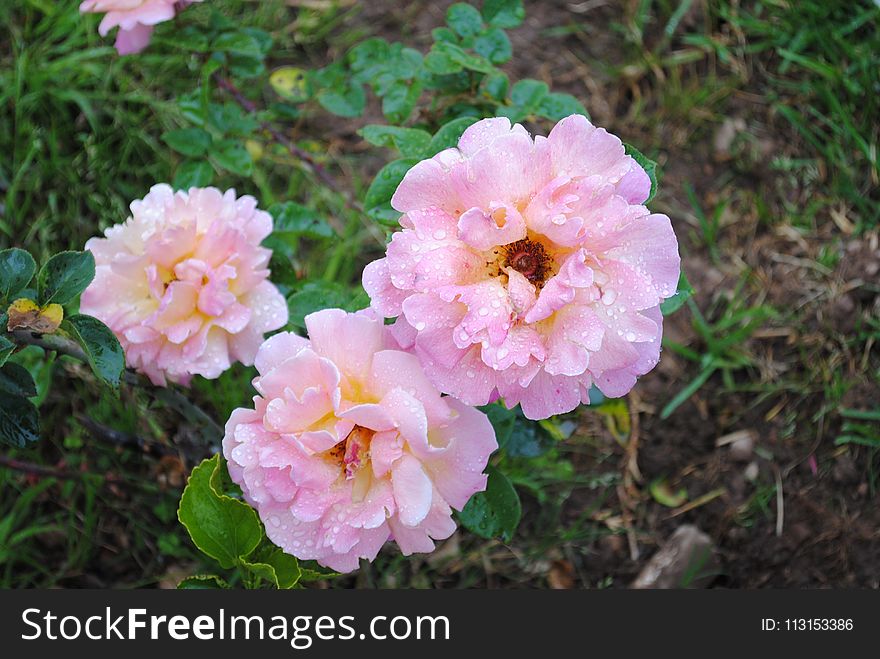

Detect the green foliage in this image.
[0,248,36,302]
[162,128,213,158]
[178,453,262,569]
[37,251,94,306]
[364,159,418,225]
[178,575,230,590]
[269,202,333,240]
[60,314,125,390]
[286,281,368,332]
[173,160,214,189]
[459,466,521,541]
[481,0,525,29]
[0,247,126,446]
[178,454,303,589]
[360,126,432,158]
[482,402,554,458]
[0,362,37,398]
[428,116,479,153]
[0,393,39,448]
[0,335,14,367]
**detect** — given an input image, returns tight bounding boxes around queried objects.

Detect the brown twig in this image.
[12,328,87,362]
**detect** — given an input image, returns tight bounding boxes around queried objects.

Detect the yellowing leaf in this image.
[6,298,64,334]
[41,303,63,327]
[269,66,308,102]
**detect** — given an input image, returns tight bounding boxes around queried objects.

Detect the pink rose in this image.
[363,115,680,419]
[81,184,288,386]
[79,0,202,54]
[223,309,497,572]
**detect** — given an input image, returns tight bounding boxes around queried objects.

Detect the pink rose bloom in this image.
[222,308,497,572]
[79,0,202,55]
[363,115,680,420]
[81,184,288,386]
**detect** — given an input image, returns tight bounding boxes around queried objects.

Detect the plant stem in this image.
[11,329,223,443]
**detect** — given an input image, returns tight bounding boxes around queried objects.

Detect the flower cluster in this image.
[83,114,678,571]
[222,309,497,572]
[79,0,201,55]
[81,184,288,386]
[363,115,680,419]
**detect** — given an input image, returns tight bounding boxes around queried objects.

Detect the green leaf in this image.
[474,27,512,64]
[0,394,40,448]
[347,37,392,76]
[167,26,210,52]
[242,544,301,589]
[0,334,14,367]
[624,143,659,203]
[479,402,515,451]
[211,139,254,177]
[212,31,263,57]
[286,282,368,331]
[381,80,423,124]
[177,575,230,589]
[447,3,484,38]
[241,27,274,56]
[428,116,479,154]
[162,128,213,158]
[483,71,509,101]
[298,566,342,581]
[660,272,694,316]
[60,314,125,390]
[425,42,495,75]
[458,466,521,541]
[207,102,259,136]
[0,362,37,398]
[505,415,553,458]
[537,92,588,121]
[229,54,266,79]
[178,454,263,569]
[509,78,549,112]
[481,0,525,28]
[360,125,431,158]
[317,83,366,118]
[424,42,465,75]
[173,160,214,190]
[0,248,37,302]
[37,251,95,306]
[269,202,333,240]
[364,158,417,224]
[432,27,459,44]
